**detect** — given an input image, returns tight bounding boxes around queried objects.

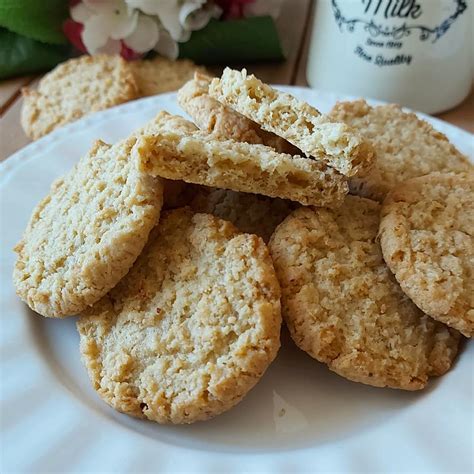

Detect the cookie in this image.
[13,137,162,318]
[21,55,138,140]
[135,109,199,137]
[379,172,474,337]
[134,110,198,209]
[135,114,348,208]
[190,187,297,242]
[131,57,207,97]
[178,73,298,154]
[269,197,460,390]
[327,100,472,201]
[209,68,375,177]
[77,208,281,424]
[161,180,192,210]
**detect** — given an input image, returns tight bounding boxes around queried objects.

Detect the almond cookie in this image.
[380,172,474,337]
[269,197,460,390]
[209,68,375,177]
[327,100,472,201]
[135,115,348,208]
[21,55,138,140]
[178,73,298,154]
[13,137,162,318]
[190,187,297,242]
[131,57,207,97]
[77,208,281,424]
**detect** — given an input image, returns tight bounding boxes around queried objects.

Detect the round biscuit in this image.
[380,172,474,337]
[77,208,282,424]
[327,100,472,201]
[13,137,163,317]
[269,196,460,390]
[21,55,138,140]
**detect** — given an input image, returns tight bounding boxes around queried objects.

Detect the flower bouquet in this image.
[0,0,284,79]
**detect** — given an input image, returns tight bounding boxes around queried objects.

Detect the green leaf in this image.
[0,29,70,79]
[178,16,284,64]
[0,0,69,45]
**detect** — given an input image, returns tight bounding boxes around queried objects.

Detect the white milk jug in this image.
[307,0,472,114]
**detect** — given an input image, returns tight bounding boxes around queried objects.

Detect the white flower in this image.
[127,0,220,41]
[124,0,221,58]
[179,1,221,31]
[154,27,179,59]
[72,0,137,54]
[127,0,187,41]
[123,13,159,53]
[70,0,222,59]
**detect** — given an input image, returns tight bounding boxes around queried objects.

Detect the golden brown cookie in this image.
[178,73,298,154]
[134,110,198,209]
[77,208,281,424]
[135,109,199,137]
[209,68,375,176]
[135,114,348,208]
[269,197,460,390]
[161,180,191,210]
[131,57,207,97]
[13,137,162,318]
[21,55,138,140]
[327,100,472,201]
[380,172,474,337]
[190,187,297,242]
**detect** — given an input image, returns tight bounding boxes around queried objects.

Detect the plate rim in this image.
[1,86,473,474]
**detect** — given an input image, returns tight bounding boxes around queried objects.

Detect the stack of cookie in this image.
[13,68,473,425]
[21,55,207,140]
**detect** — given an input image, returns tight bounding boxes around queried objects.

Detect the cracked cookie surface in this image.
[135,114,348,208]
[327,100,472,201]
[380,172,474,337]
[77,208,281,424]
[209,68,375,176]
[178,73,297,154]
[269,197,460,390]
[13,137,162,317]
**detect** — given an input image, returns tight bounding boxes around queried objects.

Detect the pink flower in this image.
[216,0,255,19]
[216,0,282,20]
[63,19,87,53]
[64,16,144,59]
[120,42,142,60]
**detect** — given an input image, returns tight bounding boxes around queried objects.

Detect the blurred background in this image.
[0,0,472,161]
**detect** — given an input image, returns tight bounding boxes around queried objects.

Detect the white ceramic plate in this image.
[1,87,473,474]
